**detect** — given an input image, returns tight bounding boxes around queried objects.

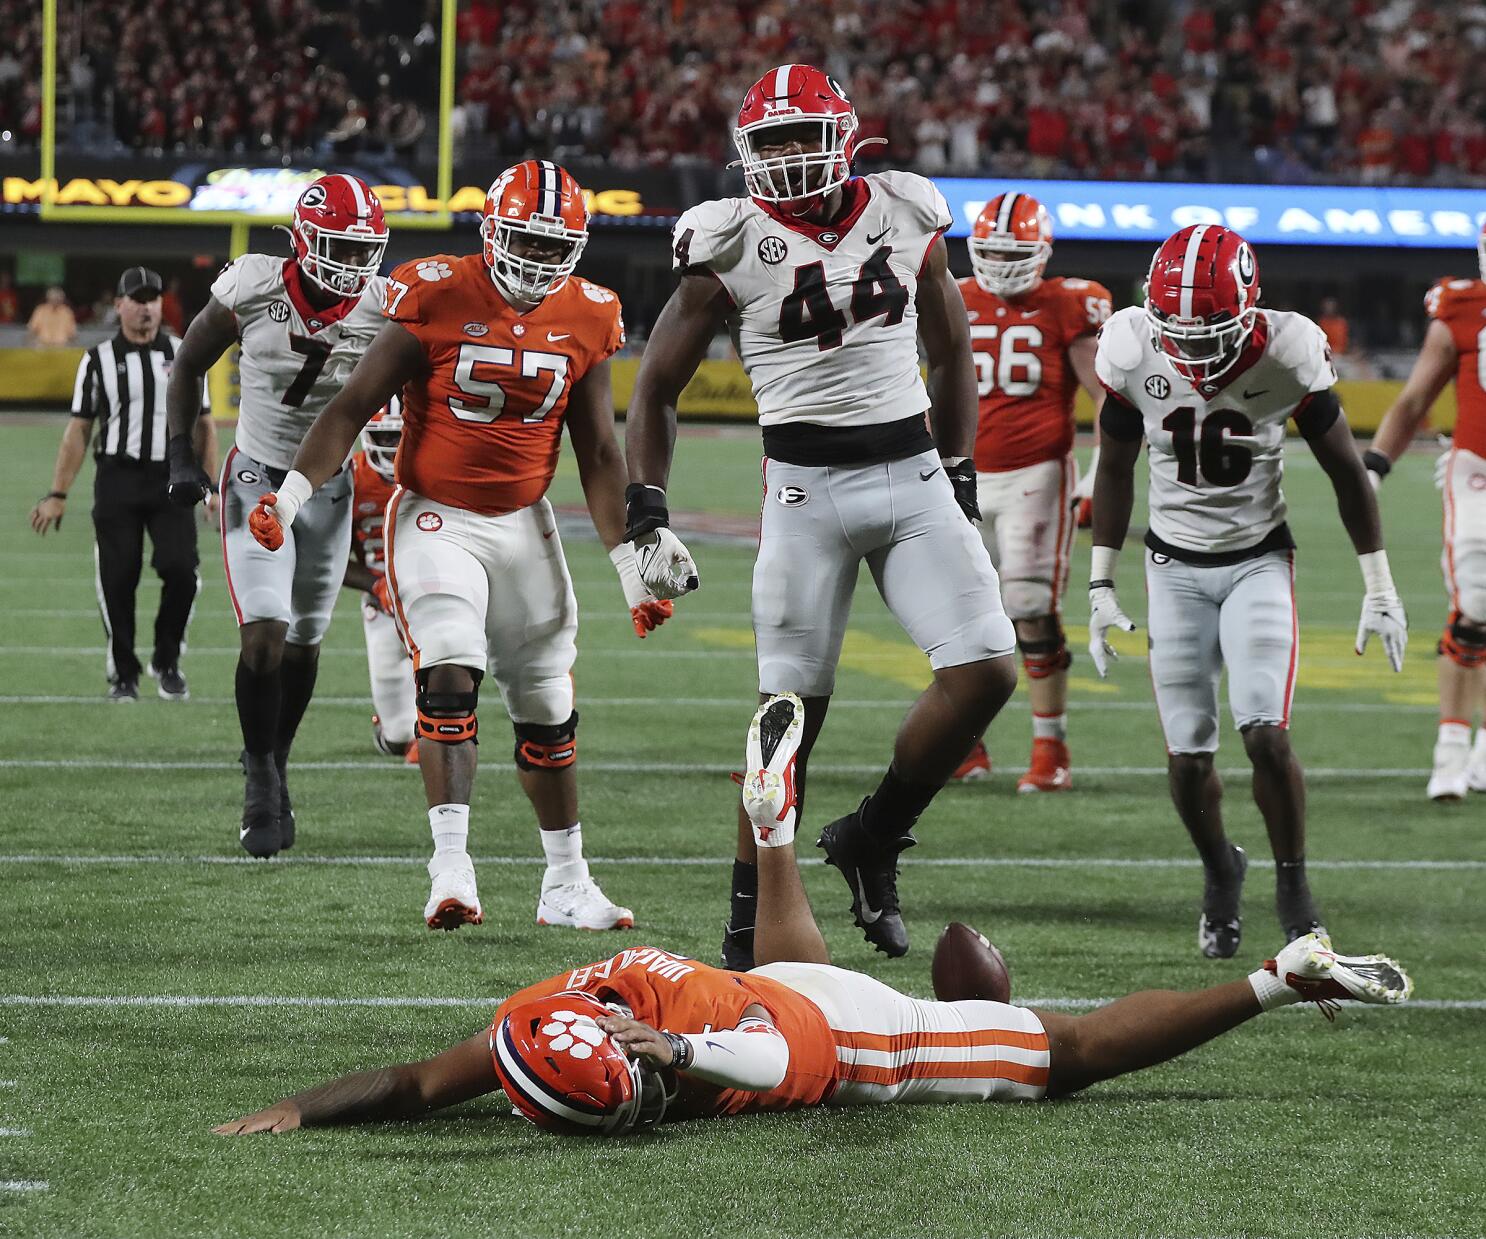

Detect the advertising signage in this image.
[937,178,1486,248]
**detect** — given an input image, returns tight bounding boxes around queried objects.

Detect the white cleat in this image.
[424,852,482,931]
[1428,738,1471,801]
[1468,731,1486,793]
[741,693,803,848]
[1264,931,1413,1017]
[538,866,634,930]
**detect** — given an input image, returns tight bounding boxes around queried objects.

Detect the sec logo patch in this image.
[267,302,290,323]
[776,484,809,507]
[758,236,788,265]
[416,512,444,532]
[1145,374,1172,399]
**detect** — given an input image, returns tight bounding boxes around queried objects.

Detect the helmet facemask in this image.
[1146,304,1258,384]
[969,235,1051,297]
[482,214,586,305]
[296,223,386,297]
[360,412,401,482]
[732,115,854,212]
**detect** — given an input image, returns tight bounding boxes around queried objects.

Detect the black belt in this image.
[1146,522,1295,566]
[762,413,934,467]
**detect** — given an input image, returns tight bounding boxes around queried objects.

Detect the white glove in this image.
[1088,585,1136,678]
[1072,447,1099,503]
[1435,442,1453,491]
[1355,550,1408,672]
[631,527,699,600]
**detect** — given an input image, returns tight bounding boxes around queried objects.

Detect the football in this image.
[931,922,1012,1004]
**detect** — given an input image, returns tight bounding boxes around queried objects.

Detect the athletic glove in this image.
[610,543,674,638]
[166,434,212,508]
[1087,545,1136,678]
[370,573,394,616]
[944,457,981,523]
[1362,449,1391,492]
[1355,550,1408,672]
[248,470,313,552]
[624,482,698,599]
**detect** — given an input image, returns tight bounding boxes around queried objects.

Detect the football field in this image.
[1,418,1481,1238]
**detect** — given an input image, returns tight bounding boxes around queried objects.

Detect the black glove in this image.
[624,482,670,542]
[944,458,980,523]
[166,434,212,508]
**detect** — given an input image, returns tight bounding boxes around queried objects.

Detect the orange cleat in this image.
[952,740,991,782]
[1017,738,1071,793]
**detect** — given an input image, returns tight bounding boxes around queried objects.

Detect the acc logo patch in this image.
[416,512,444,532]
[758,236,788,265]
[539,1011,607,1061]
[415,260,453,282]
[1144,374,1172,399]
[267,301,290,323]
[462,321,489,337]
[236,469,260,485]
[776,484,809,507]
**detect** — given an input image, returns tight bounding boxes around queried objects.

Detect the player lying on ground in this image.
[1089,224,1408,960]
[215,693,1412,1137]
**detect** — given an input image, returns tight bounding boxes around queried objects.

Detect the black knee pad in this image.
[514,711,579,770]
[415,668,483,744]
[1016,617,1071,679]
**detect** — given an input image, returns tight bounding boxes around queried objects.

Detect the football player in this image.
[246,160,672,932]
[951,193,1113,791]
[1364,229,1486,800]
[624,64,1020,966]
[164,174,389,858]
[341,398,418,763]
[1089,225,1408,959]
[215,693,1412,1137]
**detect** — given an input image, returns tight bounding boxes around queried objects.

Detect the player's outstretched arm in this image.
[1365,319,1456,480]
[30,416,90,535]
[597,1003,789,1092]
[165,298,236,507]
[213,1029,498,1134]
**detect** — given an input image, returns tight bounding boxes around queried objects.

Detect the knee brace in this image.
[1001,579,1055,621]
[1018,619,1072,680]
[415,668,483,744]
[1439,610,1486,669]
[514,711,579,771]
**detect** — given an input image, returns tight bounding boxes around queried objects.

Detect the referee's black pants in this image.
[92,457,200,684]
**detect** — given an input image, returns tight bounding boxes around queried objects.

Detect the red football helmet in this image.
[491,992,672,1136]
[290,174,388,297]
[359,396,402,482]
[732,64,873,212]
[970,192,1053,297]
[1144,224,1261,383]
[481,160,589,304]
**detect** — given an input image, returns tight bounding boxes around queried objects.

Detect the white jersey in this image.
[1095,306,1337,555]
[671,171,952,428]
[211,254,386,469]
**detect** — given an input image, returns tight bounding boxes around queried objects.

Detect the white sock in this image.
[541,823,587,886]
[429,803,469,856]
[1248,966,1302,1012]
[1033,712,1067,742]
[1438,720,1471,747]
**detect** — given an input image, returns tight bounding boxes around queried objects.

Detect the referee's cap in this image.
[117,266,163,299]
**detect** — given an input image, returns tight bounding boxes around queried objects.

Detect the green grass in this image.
[1,419,1482,1238]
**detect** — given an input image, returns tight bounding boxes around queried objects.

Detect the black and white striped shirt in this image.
[71,331,206,464]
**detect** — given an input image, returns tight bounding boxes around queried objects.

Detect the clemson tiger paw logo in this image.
[540,1011,607,1060]
[416,260,453,282]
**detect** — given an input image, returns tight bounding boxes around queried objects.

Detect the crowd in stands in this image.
[4,0,1486,186]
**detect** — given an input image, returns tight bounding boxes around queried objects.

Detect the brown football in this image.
[931,922,1011,1004]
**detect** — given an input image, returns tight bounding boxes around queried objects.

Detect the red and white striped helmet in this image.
[1145,224,1261,383]
[970,192,1053,297]
[491,992,672,1136]
[359,396,402,482]
[480,160,589,304]
[290,174,388,297]
[732,64,864,212]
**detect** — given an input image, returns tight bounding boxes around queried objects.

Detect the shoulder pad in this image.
[672,199,749,273]
[1094,306,1148,384]
[210,252,282,314]
[1425,277,1484,321]
[865,170,953,233]
[1262,310,1336,392]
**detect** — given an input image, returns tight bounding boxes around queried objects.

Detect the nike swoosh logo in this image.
[919,468,940,481]
[547,332,570,342]
[330,493,348,504]
[1022,309,1041,317]
[1243,388,1269,399]
[853,874,882,923]
[866,228,890,245]
[542,529,555,540]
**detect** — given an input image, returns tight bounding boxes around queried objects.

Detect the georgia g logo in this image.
[539,1010,607,1061]
[1235,242,1256,287]
[298,183,327,210]
[776,484,809,506]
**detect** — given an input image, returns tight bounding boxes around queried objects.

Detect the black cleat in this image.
[107,677,139,702]
[1198,844,1247,959]
[239,751,282,858]
[147,661,189,700]
[817,800,915,957]
[1284,918,1328,944]
[274,751,295,850]
[720,921,755,971]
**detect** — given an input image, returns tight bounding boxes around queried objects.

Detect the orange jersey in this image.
[958,276,1112,472]
[493,946,839,1119]
[1425,277,1486,458]
[383,254,625,516]
[348,451,395,571]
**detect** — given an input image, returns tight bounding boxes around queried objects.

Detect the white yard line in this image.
[0,1181,47,1193]
[0,1128,31,1137]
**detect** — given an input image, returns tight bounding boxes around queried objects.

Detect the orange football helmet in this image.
[969,192,1053,297]
[480,159,589,304]
[360,397,402,482]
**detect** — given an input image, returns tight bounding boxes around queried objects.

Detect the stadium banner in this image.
[937,178,1486,249]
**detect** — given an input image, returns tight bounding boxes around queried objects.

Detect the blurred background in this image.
[4,0,1485,421]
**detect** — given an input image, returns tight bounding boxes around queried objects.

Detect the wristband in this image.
[1358,549,1396,596]
[1090,544,1119,585]
[1089,579,1115,591]
[1362,450,1392,479]
[939,455,970,468]
[273,469,314,528]
[624,483,670,541]
[44,490,67,501]
[662,1030,693,1070]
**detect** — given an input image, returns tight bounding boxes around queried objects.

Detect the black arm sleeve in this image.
[1099,389,1144,443]
[1293,388,1343,440]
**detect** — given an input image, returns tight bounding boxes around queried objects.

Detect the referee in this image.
[28,266,219,701]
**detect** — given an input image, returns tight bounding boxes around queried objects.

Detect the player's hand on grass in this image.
[248,494,287,551]
[610,544,676,636]
[29,495,65,535]
[630,528,699,601]
[595,1013,675,1069]
[213,1103,302,1135]
[1088,584,1136,678]
[1356,591,1408,672]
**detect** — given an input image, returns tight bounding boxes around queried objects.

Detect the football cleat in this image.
[1285,918,1329,944]
[107,677,139,703]
[817,800,914,958]
[239,751,282,859]
[274,752,295,850]
[538,868,635,931]
[741,693,803,848]
[720,921,755,972]
[951,740,991,782]
[1017,738,1071,794]
[1468,730,1486,792]
[1428,735,1471,801]
[425,852,483,930]
[147,661,189,701]
[1198,844,1247,960]
[1264,931,1413,1017]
